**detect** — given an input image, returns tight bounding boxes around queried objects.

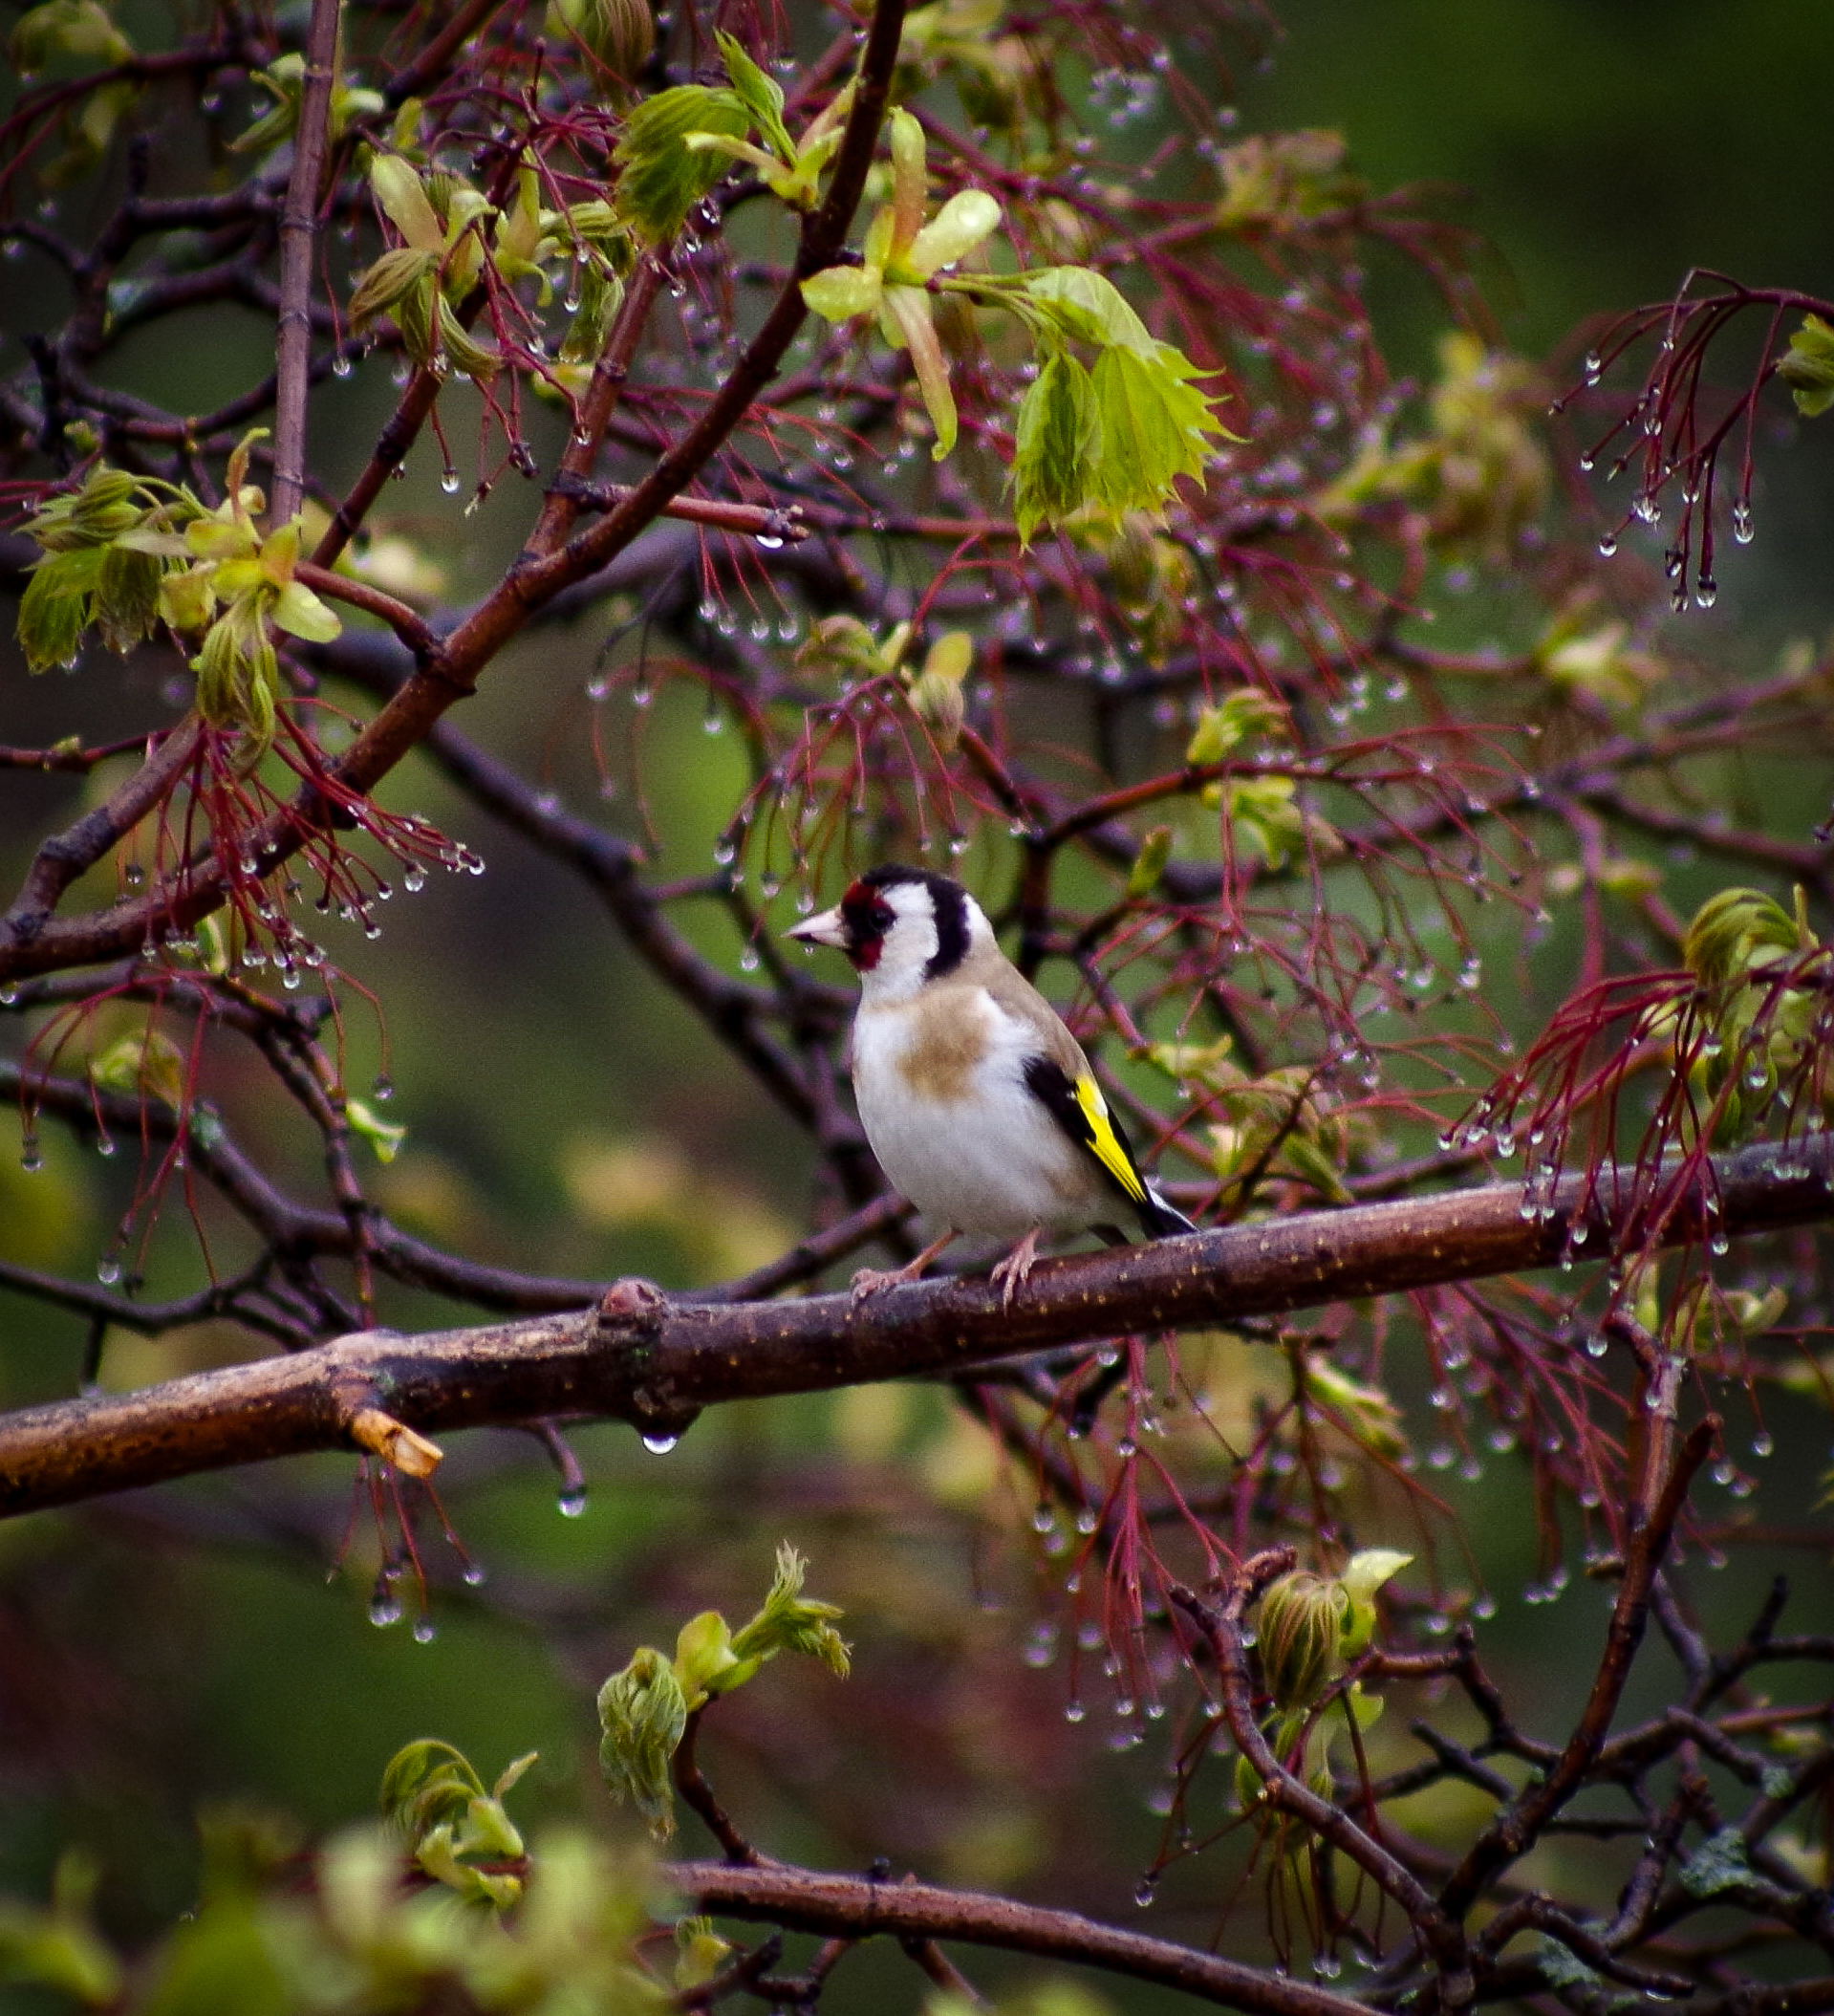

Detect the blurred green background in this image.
[4,0,1834,2000]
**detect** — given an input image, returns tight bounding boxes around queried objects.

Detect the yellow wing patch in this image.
[1072,1073,1149,1205]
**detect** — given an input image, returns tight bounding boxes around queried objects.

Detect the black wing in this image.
[1021,1056,1196,1241]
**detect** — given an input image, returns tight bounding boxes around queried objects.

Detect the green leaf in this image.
[904,187,1001,277]
[1011,349,1099,541]
[11,0,131,76]
[1024,265,1155,353]
[614,84,747,243]
[0,1855,120,2006]
[95,542,162,654]
[673,1610,746,1703]
[1126,825,1174,898]
[1337,1549,1412,1656]
[1186,689,1289,765]
[394,273,439,365]
[800,263,884,321]
[1223,774,1304,871]
[433,296,501,381]
[368,153,444,253]
[1778,314,1834,419]
[1091,342,1222,516]
[16,546,105,671]
[881,284,960,459]
[560,262,625,363]
[88,1030,187,1109]
[345,1097,405,1163]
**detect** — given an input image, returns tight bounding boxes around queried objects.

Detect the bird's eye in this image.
[837,884,897,966]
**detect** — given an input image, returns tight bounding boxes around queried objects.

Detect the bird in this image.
[786,864,1197,1304]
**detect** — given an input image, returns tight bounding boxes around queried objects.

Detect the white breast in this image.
[851,990,1111,1239]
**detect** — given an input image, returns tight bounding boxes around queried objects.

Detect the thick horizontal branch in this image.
[663,1858,1363,2016]
[2,1138,1830,1519]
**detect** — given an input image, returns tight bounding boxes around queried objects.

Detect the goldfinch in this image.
[787,865,1196,1303]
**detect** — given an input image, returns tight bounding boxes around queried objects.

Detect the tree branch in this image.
[270,0,342,527]
[662,1858,1368,2016]
[1,1137,1828,1519]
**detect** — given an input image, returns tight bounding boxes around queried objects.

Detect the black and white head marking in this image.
[841,865,972,978]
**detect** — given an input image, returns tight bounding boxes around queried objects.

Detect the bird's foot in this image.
[850,1230,958,1303]
[989,1227,1045,1309]
[850,1259,926,1302]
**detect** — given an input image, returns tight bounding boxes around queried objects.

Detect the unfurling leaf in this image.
[727,1542,851,1679]
[613,84,746,242]
[561,263,625,363]
[1683,887,1805,993]
[95,543,162,654]
[597,1649,689,1837]
[1024,265,1155,353]
[715,30,792,163]
[1256,1572,1345,1712]
[378,1739,532,1907]
[547,0,655,79]
[1011,350,1098,541]
[1186,689,1289,766]
[348,246,438,330]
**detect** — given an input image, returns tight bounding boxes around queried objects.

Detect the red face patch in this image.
[839,879,895,970]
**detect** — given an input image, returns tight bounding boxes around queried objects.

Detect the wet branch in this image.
[2,1135,1830,1518]
[662,1858,1368,2016]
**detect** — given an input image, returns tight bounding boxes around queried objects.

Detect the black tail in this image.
[1137,1188,1197,1240]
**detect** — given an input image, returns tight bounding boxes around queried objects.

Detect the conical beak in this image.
[785,904,849,950]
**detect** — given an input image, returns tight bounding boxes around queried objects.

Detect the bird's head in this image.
[786,865,982,990]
